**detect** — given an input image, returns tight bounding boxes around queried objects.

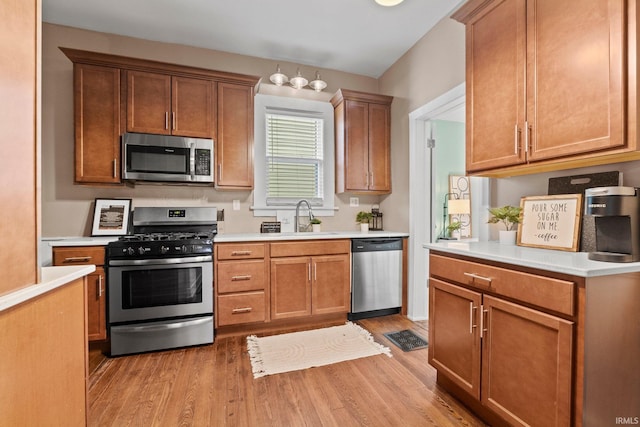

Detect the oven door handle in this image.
[108,255,212,266]
[114,317,212,333]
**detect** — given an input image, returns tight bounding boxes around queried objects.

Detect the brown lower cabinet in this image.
[53,246,107,341]
[214,240,351,330]
[271,254,350,319]
[216,243,269,327]
[429,252,574,427]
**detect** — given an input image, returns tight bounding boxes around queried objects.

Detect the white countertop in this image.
[0,265,96,312]
[45,237,119,247]
[214,230,409,243]
[424,241,640,277]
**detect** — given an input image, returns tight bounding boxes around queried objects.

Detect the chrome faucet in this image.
[295,199,315,232]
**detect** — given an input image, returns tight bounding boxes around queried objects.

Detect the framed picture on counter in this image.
[517,194,582,251]
[91,198,132,236]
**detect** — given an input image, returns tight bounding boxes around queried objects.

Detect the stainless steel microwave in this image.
[122,133,214,183]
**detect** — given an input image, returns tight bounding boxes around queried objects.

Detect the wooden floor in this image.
[88,315,487,426]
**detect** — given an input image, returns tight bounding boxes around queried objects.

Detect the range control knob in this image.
[138,247,146,255]
[181,245,188,253]
[160,246,170,254]
[126,247,135,256]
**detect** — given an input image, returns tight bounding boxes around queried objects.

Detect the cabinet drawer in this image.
[430,254,575,316]
[217,260,266,293]
[217,292,267,326]
[53,246,105,266]
[216,243,265,260]
[270,239,350,257]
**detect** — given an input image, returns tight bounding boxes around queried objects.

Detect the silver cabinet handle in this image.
[463,272,492,285]
[98,274,103,298]
[313,262,317,281]
[63,256,91,263]
[165,112,169,130]
[480,305,488,338]
[231,275,252,281]
[514,124,520,155]
[231,307,252,314]
[113,159,117,178]
[524,120,530,154]
[217,163,222,182]
[308,262,311,281]
[172,111,176,130]
[231,250,252,256]
[469,302,477,334]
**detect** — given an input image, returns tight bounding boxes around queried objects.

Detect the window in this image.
[253,94,335,217]
[266,113,324,205]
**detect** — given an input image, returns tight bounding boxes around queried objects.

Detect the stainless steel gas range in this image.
[106,206,217,356]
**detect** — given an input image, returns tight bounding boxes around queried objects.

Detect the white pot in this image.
[312,224,321,233]
[499,230,517,245]
[360,223,369,232]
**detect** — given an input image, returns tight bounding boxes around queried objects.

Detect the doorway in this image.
[407,83,489,320]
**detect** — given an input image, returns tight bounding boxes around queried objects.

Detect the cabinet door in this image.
[481,295,573,427]
[464,0,527,172]
[86,267,107,341]
[172,76,213,138]
[344,100,370,191]
[428,278,482,399]
[74,64,121,184]
[311,254,350,315]
[368,103,391,192]
[526,0,625,161]
[127,70,172,135]
[216,82,254,189]
[270,257,311,319]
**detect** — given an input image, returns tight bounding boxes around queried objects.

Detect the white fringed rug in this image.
[246,322,392,378]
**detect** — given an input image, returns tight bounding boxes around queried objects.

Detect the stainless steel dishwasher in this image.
[349,238,403,320]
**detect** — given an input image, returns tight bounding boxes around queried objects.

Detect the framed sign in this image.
[517,194,582,251]
[91,198,132,236]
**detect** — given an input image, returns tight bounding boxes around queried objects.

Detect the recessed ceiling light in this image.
[375,0,404,6]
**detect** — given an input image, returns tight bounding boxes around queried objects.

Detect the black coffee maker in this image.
[584,186,640,262]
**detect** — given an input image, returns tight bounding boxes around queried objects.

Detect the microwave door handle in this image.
[190,142,196,181]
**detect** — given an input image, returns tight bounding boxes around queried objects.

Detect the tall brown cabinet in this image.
[331,89,393,194]
[1,1,88,424]
[453,0,638,177]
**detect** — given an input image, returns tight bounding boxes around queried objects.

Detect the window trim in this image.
[252,94,335,217]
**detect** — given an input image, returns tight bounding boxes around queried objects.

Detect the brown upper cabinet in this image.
[60,48,259,187]
[127,71,213,138]
[453,0,639,177]
[73,63,122,184]
[216,82,254,189]
[331,89,393,194]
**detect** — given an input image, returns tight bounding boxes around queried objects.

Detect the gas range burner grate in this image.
[118,232,214,242]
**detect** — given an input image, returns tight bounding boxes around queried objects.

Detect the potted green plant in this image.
[446,221,462,240]
[356,211,373,232]
[487,205,522,244]
[310,217,322,232]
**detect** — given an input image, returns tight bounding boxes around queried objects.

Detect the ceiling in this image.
[42,0,464,78]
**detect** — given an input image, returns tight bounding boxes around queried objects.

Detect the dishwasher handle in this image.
[352,238,403,252]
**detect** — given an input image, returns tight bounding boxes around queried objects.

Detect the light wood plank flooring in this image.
[88,315,486,426]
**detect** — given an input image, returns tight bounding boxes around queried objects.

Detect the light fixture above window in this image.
[269,64,288,86]
[268,65,327,91]
[375,0,404,6]
[289,68,309,90]
[309,72,327,92]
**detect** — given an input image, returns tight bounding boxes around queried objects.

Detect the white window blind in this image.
[266,113,324,205]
